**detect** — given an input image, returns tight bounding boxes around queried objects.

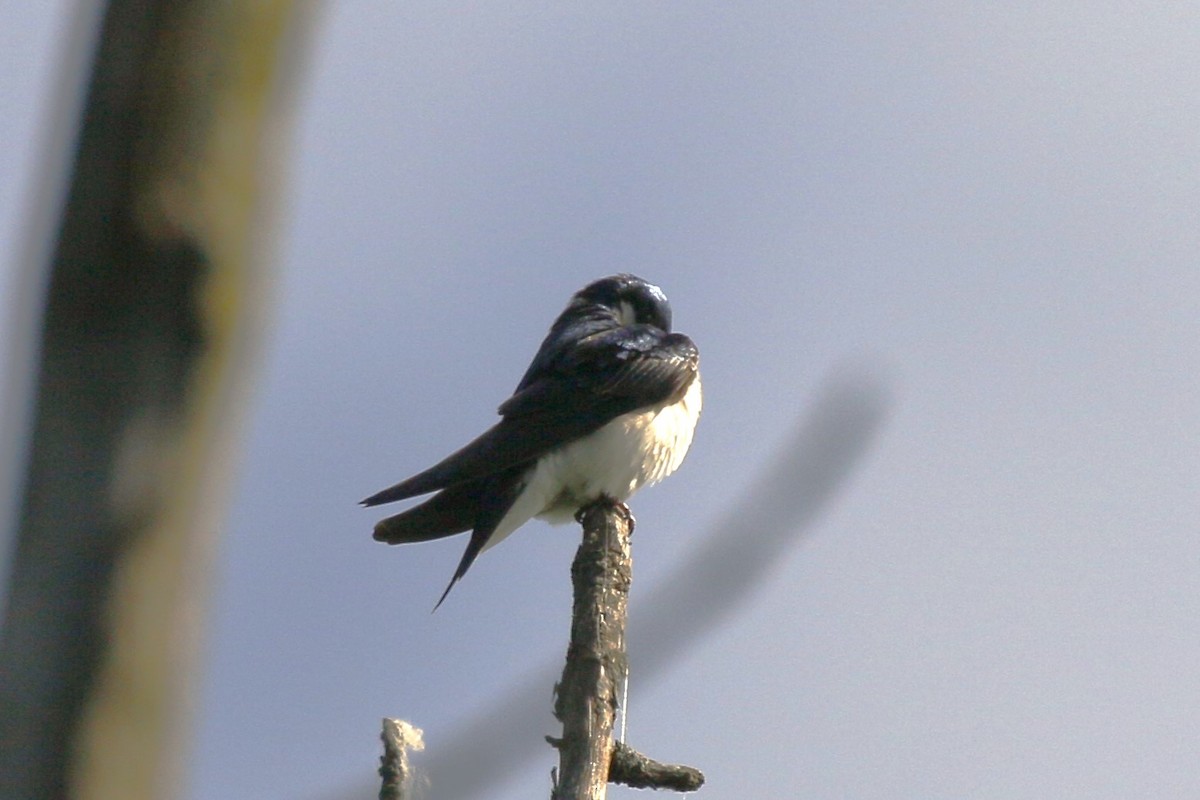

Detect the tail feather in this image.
[366,466,531,610]
[372,482,482,545]
[360,420,514,507]
[432,469,528,610]
[361,462,453,507]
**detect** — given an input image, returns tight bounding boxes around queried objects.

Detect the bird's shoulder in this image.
[499,321,698,420]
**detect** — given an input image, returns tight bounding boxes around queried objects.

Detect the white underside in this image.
[480,373,702,552]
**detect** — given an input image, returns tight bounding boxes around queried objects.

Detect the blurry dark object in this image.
[0,2,313,799]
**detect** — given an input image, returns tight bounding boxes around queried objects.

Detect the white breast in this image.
[534,373,702,522]
[479,374,702,551]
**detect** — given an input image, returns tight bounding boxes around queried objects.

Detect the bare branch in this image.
[550,499,633,799]
[550,499,706,798]
[609,741,704,792]
[378,719,424,800]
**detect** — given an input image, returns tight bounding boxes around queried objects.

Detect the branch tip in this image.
[609,741,705,792]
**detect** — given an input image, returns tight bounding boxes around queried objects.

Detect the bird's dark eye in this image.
[631,292,671,332]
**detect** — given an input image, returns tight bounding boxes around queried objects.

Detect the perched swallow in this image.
[362,273,702,607]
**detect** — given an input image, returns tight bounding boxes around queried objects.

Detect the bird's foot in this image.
[575,496,636,531]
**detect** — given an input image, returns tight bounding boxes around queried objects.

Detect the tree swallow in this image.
[362,274,702,607]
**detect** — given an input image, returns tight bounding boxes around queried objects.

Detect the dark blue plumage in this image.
[363,274,701,607]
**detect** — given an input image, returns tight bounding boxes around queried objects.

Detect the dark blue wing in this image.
[360,327,698,507]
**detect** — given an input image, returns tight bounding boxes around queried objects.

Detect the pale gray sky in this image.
[3,4,1199,799]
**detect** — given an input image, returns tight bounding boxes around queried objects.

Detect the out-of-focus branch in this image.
[0,2,314,799]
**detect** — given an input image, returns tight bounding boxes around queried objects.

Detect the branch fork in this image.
[550,498,704,798]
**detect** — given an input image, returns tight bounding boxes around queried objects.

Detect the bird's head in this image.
[571,273,672,332]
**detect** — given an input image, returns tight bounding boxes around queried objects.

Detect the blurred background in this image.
[2,3,1198,799]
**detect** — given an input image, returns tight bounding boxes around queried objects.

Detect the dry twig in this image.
[379,718,424,800]
[549,499,703,798]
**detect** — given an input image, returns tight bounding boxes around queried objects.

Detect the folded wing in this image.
[361,327,698,508]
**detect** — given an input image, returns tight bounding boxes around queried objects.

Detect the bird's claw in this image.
[574,496,636,530]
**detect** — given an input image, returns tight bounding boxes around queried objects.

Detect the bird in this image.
[362,273,702,608]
